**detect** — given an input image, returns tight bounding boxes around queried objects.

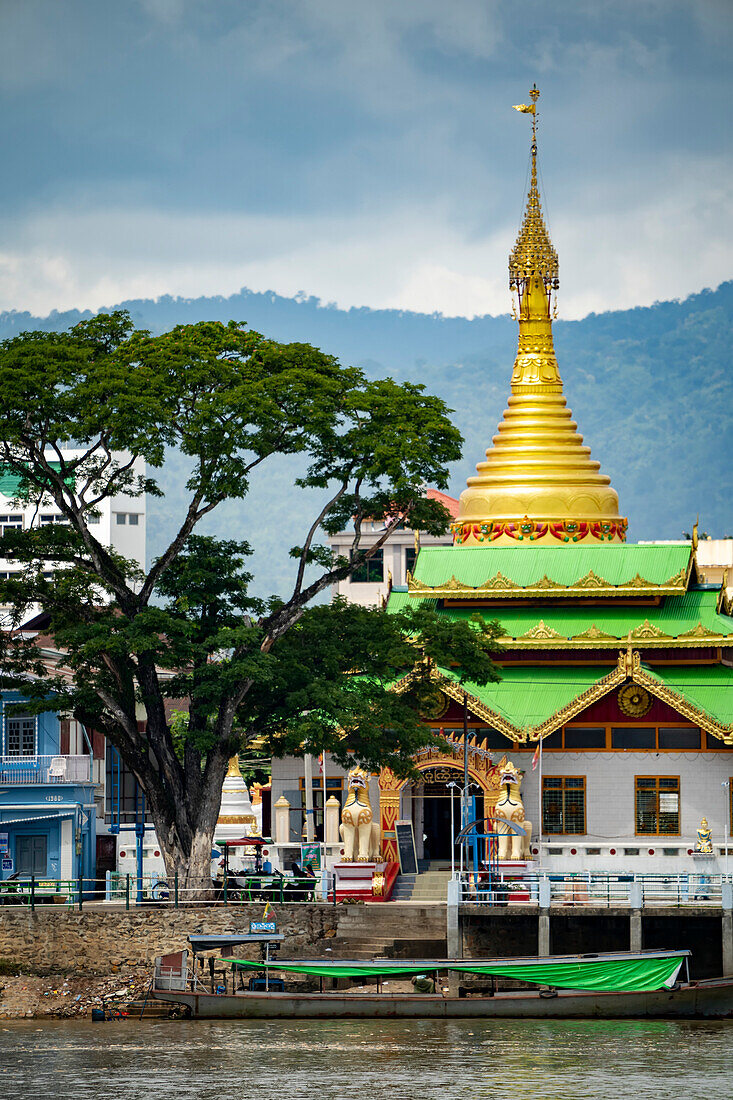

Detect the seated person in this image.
[411,974,436,994]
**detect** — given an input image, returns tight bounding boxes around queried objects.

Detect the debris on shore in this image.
[0,965,155,1019]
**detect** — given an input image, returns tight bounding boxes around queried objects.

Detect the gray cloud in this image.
[0,0,730,317]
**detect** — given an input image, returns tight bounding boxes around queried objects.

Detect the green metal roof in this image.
[409,543,692,597]
[425,660,733,740]
[641,665,733,731]
[429,590,732,648]
[388,587,733,647]
[437,664,609,732]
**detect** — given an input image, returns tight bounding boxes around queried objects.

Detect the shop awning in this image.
[0,810,78,827]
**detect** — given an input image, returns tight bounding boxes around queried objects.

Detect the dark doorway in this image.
[423,794,453,860]
[17,835,48,876]
[96,835,116,895]
[419,775,485,863]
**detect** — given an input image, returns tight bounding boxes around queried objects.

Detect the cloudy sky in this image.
[1,0,731,320]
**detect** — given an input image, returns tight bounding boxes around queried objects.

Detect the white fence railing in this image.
[457,871,733,908]
[0,754,92,784]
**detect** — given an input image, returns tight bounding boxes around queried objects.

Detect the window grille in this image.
[635,776,680,835]
[6,715,36,757]
[542,776,585,834]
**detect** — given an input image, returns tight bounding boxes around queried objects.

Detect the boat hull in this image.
[152,979,733,1020]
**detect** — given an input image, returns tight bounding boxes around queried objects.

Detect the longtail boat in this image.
[150,937,733,1019]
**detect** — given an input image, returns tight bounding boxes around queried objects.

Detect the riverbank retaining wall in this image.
[0,905,339,973]
[0,904,728,979]
[461,906,726,978]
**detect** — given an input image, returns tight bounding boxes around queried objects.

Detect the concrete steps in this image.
[326,901,447,960]
[391,864,452,902]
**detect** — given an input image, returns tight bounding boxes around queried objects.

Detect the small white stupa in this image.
[215,755,258,844]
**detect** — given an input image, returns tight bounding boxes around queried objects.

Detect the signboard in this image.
[250,921,277,934]
[0,833,8,855]
[659,793,679,812]
[300,843,321,870]
[395,820,418,876]
[2,858,13,872]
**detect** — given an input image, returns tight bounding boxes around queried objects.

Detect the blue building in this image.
[0,691,96,888]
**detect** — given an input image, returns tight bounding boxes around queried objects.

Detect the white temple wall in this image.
[508,748,733,873]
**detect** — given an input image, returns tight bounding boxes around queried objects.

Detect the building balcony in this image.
[0,754,93,785]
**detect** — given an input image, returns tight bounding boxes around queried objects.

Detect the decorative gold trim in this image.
[631,664,733,742]
[496,623,733,650]
[570,624,617,642]
[408,566,690,601]
[391,662,627,743]
[390,649,733,743]
[716,580,732,617]
[628,620,672,641]
[678,621,725,640]
[517,620,566,641]
[617,684,652,718]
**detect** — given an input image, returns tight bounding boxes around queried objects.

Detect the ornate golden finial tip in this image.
[512,103,535,115]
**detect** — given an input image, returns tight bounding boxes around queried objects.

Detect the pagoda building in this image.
[381,87,733,875]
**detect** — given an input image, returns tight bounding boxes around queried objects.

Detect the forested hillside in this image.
[1,281,730,595]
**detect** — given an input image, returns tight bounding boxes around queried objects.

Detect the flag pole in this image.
[537,734,543,866]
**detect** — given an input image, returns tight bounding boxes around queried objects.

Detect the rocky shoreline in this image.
[0,964,154,1019]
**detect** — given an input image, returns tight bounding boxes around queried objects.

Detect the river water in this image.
[2,1017,731,1100]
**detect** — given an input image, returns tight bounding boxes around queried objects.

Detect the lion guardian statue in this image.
[493,756,532,861]
[340,765,381,862]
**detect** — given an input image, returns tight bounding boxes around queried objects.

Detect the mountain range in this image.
[1,281,731,596]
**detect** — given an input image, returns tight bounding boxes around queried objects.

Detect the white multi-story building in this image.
[0,450,146,626]
[329,488,458,607]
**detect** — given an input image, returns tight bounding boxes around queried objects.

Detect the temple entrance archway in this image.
[378,741,502,863]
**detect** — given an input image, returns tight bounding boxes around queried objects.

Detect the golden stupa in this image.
[452,86,626,547]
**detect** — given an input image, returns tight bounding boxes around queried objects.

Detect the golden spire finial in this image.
[509,84,558,299]
[450,86,626,548]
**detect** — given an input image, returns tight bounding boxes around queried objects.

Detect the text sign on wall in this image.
[250,921,277,934]
[1,858,12,872]
[395,820,418,876]
[0,833,8,855]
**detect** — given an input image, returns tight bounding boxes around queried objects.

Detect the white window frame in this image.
[5,713,37,757]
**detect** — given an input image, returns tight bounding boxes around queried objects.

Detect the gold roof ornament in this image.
[452,85,626,547]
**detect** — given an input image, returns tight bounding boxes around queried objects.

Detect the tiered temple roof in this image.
[387,89,733,747]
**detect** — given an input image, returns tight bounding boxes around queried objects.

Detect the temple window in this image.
[542,776,585,834]
[658,727,701,750]
[5,714,36,757]
[562,727,605,749]
[404,546,417,577]
[612,727,656,750]
[635,776,680,836]
[350,549,384,583]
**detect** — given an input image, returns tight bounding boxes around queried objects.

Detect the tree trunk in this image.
[147,752,230,901]
[160,826,220,900]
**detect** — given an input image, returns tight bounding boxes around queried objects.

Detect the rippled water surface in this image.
[2,1018,731,1100]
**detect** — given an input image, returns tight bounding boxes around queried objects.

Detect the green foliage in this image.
[0,312,497,870]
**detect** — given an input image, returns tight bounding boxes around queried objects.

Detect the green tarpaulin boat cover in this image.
[220,953,686,993]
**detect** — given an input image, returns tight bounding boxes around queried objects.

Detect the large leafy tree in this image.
[0,313,501,888]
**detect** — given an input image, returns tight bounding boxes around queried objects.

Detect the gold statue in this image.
[493,756,533,860]
[340,765,381,862]
[695,817,713,854]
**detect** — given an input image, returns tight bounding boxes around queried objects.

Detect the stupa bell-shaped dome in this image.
[452,87,626,547]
